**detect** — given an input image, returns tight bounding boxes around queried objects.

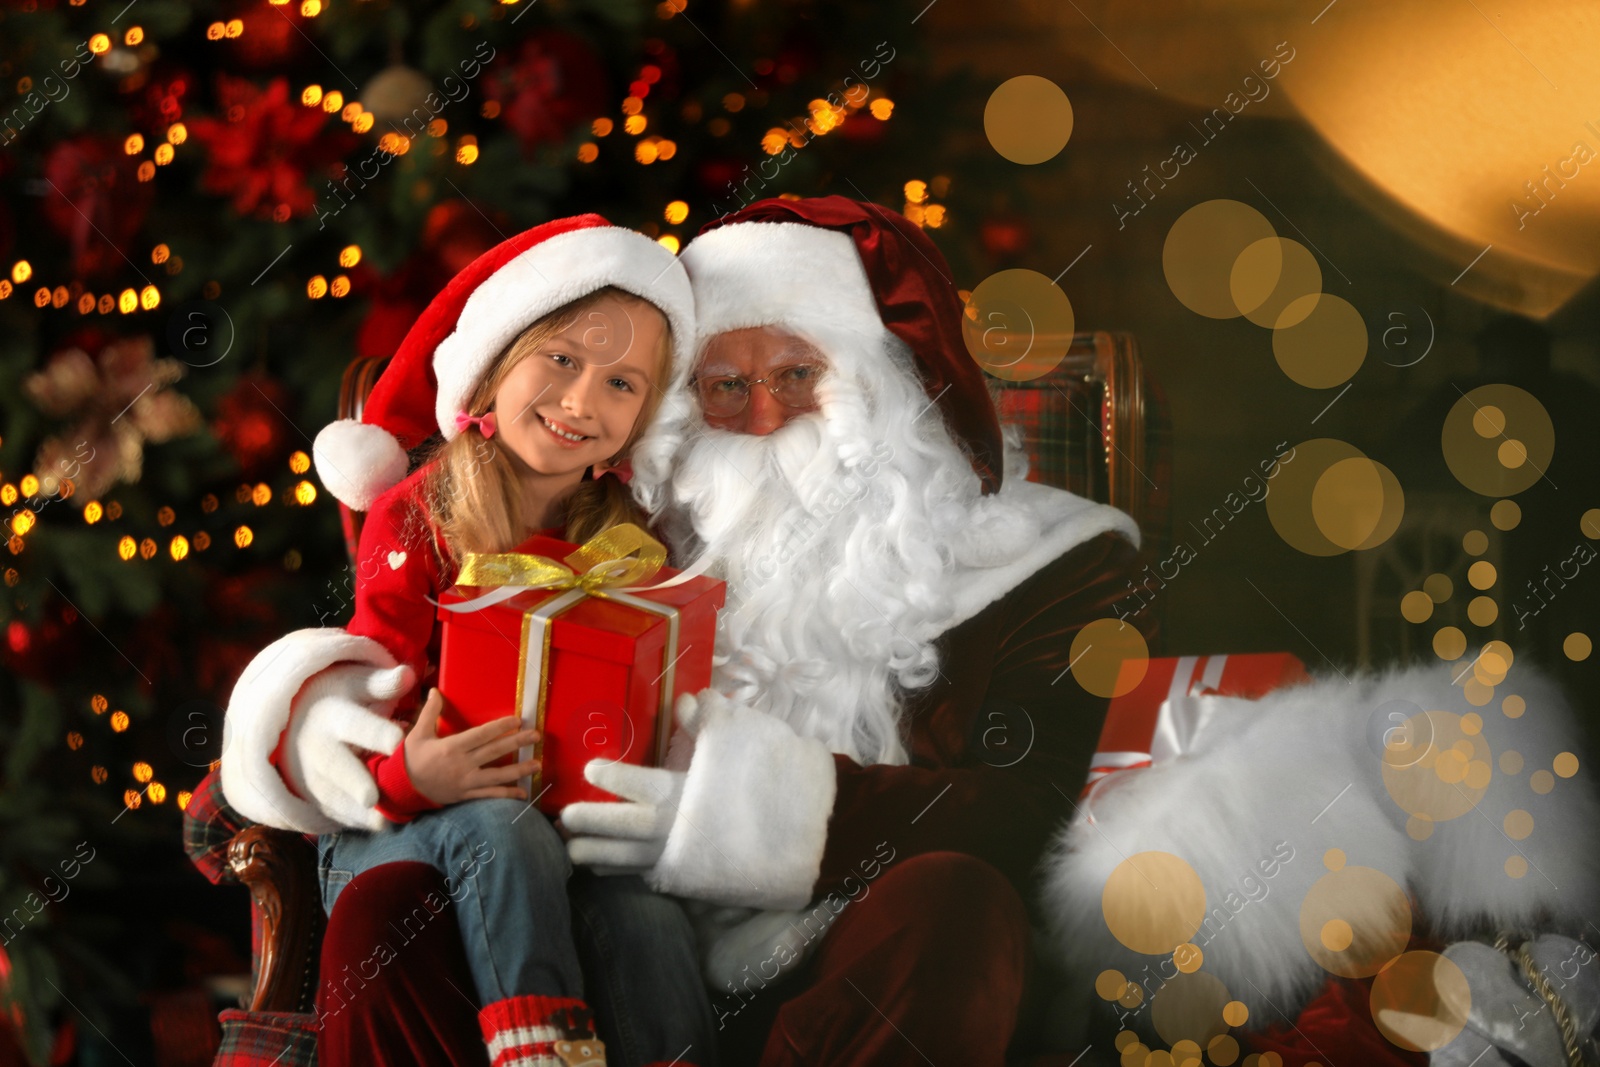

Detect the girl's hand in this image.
[403,688,541,806]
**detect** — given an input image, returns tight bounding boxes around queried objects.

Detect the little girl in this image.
[228,217,711,1067]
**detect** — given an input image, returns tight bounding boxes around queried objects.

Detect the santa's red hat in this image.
[686,196,1004,494]
[313,215,695,510]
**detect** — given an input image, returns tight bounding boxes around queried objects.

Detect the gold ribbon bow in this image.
[455,523,667,598]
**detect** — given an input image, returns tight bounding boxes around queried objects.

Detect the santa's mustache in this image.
[684,413,830,488]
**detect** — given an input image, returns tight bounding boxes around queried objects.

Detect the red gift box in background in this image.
[434,532,724,815]
[1082,652,1310,799]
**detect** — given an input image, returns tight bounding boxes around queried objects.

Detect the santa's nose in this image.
[741,386,790,436]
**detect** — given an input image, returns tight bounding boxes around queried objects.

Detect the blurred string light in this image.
[901,178,949,228]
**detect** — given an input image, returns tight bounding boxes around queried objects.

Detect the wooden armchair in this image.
[185,330,1171,1033]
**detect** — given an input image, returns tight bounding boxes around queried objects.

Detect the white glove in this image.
[698,905,822,989]
[562,689,710,871]
[279,662,414,832]
[562,760,686,874]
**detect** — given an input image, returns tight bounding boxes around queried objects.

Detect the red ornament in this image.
[354,203,498,360]
[187,75,356,220]
[980,215,1032,260]
[230,9,301,69]
[1,606,84,684]
[640,39,681,97]
[126,65,192,130]
[483,31,609,157]
[695,157,745,195]
[39,136,154,280]
[211,372,291,476]
[422,199,502,278]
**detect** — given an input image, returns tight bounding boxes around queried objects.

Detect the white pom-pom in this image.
[312,419,408,511]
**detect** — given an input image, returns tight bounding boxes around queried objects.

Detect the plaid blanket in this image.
[215,1010,318,1067]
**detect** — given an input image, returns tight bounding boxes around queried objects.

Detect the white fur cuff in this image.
[220,628,398,835]
[650,698,838,910]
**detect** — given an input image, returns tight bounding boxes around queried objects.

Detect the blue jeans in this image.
[318,798,717,1067]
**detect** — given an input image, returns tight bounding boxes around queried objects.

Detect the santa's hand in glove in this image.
[562,761,685,874]
[561,688,838,911]
[279,661,416,832]
[560,690,708,874]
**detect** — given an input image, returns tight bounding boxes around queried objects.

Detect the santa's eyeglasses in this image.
[689,363,824,418]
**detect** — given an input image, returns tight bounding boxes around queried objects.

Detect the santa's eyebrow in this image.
[779,339,827,362]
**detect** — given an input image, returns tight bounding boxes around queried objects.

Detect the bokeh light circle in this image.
[962,269,1075,381]
[1230,238,1323,328]
[1267,439,1403,555]
[1442,385,1554,497]
[1151,970,1232,1048]
[1101,851,1207,954]
[1369,951,1471,1052]
[1272,293,1368,389]
[1070,618,1150,697]
[1164,200,1278,319]
[1382,710,1492,821]
[1299,864,1413,978]
[984,76,1074,164]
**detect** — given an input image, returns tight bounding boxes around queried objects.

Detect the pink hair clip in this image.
[454,410,497,439]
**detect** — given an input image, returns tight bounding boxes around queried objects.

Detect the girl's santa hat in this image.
[683,196,1005,494]
[313,215,695,510]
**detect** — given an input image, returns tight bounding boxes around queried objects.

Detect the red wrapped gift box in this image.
[434,530,725,815]
[1081,652,1310,799]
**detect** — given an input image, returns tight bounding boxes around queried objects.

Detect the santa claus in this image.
[554,196,1155,1063]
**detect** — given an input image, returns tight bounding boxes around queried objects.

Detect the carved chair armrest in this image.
[228,825,325,1013]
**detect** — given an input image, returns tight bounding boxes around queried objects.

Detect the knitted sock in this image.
[479,995,606,1067]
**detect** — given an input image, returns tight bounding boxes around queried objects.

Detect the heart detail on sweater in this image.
[387,550,407,570]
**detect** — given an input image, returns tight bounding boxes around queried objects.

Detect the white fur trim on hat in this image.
[433,226,695,441]
[220,627,397,835]
[681,221,885,345]
[313,418,410,512]
[1038,661,1600,1038]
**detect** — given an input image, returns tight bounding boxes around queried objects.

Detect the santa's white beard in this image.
[655,346,1042,767]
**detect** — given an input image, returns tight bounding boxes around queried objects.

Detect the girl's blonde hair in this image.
[418,286,672,568]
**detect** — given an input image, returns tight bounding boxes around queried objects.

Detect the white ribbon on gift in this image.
[1081,654,1236,821]
[432,587,683,801]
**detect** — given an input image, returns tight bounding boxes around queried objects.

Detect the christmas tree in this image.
[0,0,977,1059]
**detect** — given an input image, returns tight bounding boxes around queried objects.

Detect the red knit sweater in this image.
[270,463,562,823]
